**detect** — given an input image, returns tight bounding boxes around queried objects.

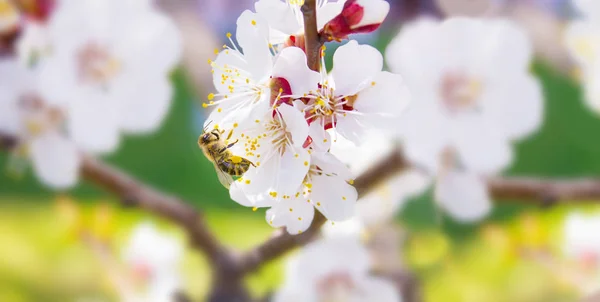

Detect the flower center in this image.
[204,60,267,111]
[439,72,483,114]
[18,93,63,138]
[316,272,356,302]
[305,83,355,129]
[77,42,121,86]
[265,115,293,156]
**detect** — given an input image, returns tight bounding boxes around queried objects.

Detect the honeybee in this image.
[198,125,255,189]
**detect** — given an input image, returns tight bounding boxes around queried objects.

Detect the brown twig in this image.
[302,0,321,72]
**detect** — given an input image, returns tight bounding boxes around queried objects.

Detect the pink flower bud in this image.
[321,0,390,40]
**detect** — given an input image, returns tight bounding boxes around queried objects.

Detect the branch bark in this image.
[302,0,322,72]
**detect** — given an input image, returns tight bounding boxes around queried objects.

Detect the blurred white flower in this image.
[0,58,80,188]
[330,134,431,227]
[16,22,50,65]
[386,17,543,222]
[37,0,181,153]
[122,223,183,302]
[274,237,401,302]
[205,10,273,124]
[254,0,345,45]
[564,212,600,265]
[565,0,600,113]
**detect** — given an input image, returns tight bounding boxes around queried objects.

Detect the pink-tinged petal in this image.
[331,40,382,97]
[321,0,389,39]
[275,148,310,197]
[254,0,301,44]
[353,71,411,128]
[451,116,513,174]
[277,103,309,148]
[316,1,346,30]
[311,174,356,221]
[272,47,320,96]
[435,170,492,222]
[114,75,173,134]
[67,91,120,154]
[266,197,315,234]
[481,73,543,141]
[358,277,402,302]
[353,0,390,28]
[29,131,81,189]
[236,10,273,79]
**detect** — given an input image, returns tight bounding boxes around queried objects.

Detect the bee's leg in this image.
[218,139,239,153]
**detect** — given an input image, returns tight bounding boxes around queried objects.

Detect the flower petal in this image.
[266,196,315,234]
[255,0,301,44]
[275,148,310,197]
[277,103,309,148]
[272,47,321,96]
[435,170,492,222]
[311,174,356,221]
[331,40,383,96]
[29,131,81,189]
[358,276,402,302]
[67,91,121,154]
[236,10,273,79]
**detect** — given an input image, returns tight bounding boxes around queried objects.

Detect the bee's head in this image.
[199,129,220,145]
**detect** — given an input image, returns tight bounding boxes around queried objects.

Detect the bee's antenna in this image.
[204,120,213,132]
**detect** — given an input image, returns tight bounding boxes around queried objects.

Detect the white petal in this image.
[358,276,402,302]
[236,10,273,79]
[114,75,173,134]
[563,213,600,258]
[230,183,276,208]
[293,237,370,282]
[329,132,394,176]
[311,174,357,221]
[277,103,309,148]
[311,151,353,181]
[29,132,81,189]
[435,170,492,222]
[67,91,121,154]
[352,71,411,129]
[275,148,311,196]
[272,47,321,95]
[255,0,301,43]
[307,121,332,152]
[113,9,182,73]
[211,49,251,95]
[385,17,446,87]
[354,0,390,28]
[335,115,367,145]
[272,286,314,302]
[266,197,315,234]
[331,40,383,96]
[451,116,513,174]
[481,73,544,141]
[583,70,600,113]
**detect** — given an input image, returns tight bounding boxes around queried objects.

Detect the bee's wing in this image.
[213,162,234,189]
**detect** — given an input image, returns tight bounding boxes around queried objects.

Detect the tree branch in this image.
[80,156,230,265]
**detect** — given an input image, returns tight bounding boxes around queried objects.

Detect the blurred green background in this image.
[1,28,600,301]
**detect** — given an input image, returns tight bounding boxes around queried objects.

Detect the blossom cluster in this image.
[565,0,600,113]
[0,0,181,188]
[202,0,408,234]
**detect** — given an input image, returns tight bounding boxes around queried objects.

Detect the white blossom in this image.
[37,0,181,153]
[329,134,430,227]
[564,0,600,113]
[122,223,183,302]
[386,17,543,222]
[205,10,274,124]
[274,237,401,302]
[0,58,81,188]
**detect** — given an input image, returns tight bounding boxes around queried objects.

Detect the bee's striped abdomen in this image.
[218,157,253,176]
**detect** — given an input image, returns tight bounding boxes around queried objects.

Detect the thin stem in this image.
[302,0,322,72]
